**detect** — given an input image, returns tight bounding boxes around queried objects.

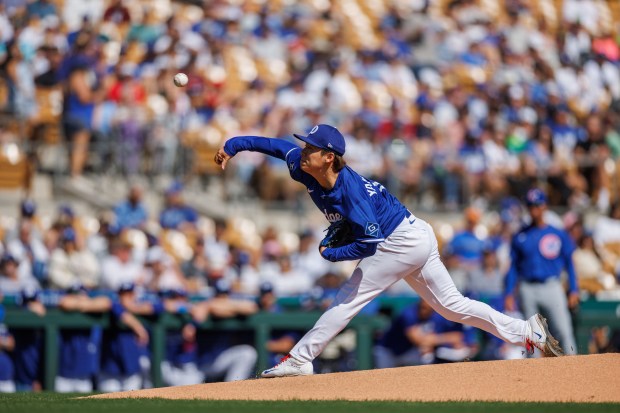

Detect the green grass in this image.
[0,393,619,413]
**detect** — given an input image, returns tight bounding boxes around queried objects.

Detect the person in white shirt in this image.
[100,238,143,291]
[6,221,48,284]
[48,227,99,290]
[261,254,313,297]
[0,254,40,295]
[143,246,186,293]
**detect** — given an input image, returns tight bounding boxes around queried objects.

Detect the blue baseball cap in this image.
[293,124,346,156]
[22,286,40,303]
[0,253,18,267]
[118,282,135,294]
[259,281,274,295]
[165,181,183,196]
[21,199,36,217]
[525,188,547,206]
[61,227,77,243]
[214,279,232,295]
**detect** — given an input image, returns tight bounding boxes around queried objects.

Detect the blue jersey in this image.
[10,329,43,385]
[224,136,410,261]
[0,323,14,381]
[378,304,433,356]
[159,205,198,230]
[431,312,478,349]
[100,302,143,376]
[165,329,197,366]
[447,230,485,264]
[114,201,148,229]
[505,224,578,294]
[58,328,98,379]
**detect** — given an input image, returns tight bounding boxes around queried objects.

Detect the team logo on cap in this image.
[365,222,380,237]
[310,125,319,134]
[539,233,561,259]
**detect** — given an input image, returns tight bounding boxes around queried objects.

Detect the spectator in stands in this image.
[589,326,620,354]
[100,238,143,292]
[48,227,99,290]
[114,184,148,230]
[6,220,48,285]
[292,229,330,283]
[10,199,42,241]
[468,247,505,299]
[53,204,77,231]
[446,206,486,271]
[204,219,231,265]
[260,253,312,297]
[0,253,39,295]
[60,29,101,179]
[102,0,131,26]
[142,245,186,293]
[25,0,56,19]
[181,236,208,292]
[86,211,120,262]
[159,181,198,232]
[573,231,616,293]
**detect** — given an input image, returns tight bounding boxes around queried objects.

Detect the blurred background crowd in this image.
[1,0,620,394]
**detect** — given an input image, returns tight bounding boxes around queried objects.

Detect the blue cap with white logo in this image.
[293,124,346,156]
[525,188,547,206]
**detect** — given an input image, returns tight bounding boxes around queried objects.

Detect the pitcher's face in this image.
[300,143,330,173]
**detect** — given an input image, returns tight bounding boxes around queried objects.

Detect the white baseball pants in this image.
[290,216,529,363]
[98,373,142,392]
[203,345,257,382]
[54,376,93,393]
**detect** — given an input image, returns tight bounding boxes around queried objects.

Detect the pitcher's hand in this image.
[214,147,232,170]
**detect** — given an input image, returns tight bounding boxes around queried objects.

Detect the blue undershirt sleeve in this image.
[320,241,378,262]
[224,136,299,161]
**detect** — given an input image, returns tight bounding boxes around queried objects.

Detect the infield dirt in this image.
[91,353,620,403]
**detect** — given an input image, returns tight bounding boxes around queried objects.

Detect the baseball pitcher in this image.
[214,124,564,378]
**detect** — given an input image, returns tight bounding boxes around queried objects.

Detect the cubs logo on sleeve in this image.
[539,233,562,259]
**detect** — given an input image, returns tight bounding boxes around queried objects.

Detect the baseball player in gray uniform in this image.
[215,125,564,377]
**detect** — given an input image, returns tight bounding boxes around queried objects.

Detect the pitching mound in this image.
[91,353,620,403]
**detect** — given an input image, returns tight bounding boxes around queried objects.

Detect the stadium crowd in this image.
[0,0,619,209]
[1,0,620,393]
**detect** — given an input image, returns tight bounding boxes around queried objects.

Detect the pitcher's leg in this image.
[404,223,528,345]
[290,239,425,364]
[290,259,392,362]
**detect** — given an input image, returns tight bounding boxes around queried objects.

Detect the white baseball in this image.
[173,73,188,87]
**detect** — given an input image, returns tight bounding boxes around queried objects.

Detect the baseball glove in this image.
[320,220,355,249]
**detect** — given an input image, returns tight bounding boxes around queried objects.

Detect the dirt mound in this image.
[91,354,620,403]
